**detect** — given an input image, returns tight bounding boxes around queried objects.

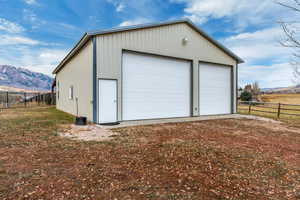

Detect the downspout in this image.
[92,36,97,123]
[236,63,238,113]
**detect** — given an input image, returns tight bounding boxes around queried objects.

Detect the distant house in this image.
[52,19,243,124]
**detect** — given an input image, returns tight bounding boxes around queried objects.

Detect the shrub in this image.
[240,91,252,101]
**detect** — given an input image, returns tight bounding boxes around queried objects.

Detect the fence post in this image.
[51,93,54,105]
[6,91,8,108]
[38,93,40,106]
[248,102,252,114]
[24,92,27,107]
[277,103,281,118]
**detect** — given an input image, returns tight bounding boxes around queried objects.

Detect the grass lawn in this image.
[0,107,299,199]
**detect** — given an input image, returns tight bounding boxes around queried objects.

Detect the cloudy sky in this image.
[0,0,297,88]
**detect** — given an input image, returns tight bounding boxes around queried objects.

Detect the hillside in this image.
[0,65,53,91]
[262,85,300,94]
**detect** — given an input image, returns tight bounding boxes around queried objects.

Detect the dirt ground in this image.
[0,107,299,199]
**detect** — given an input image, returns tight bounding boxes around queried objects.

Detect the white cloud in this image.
[171,0,290,28]
[57,23,78,30]
[23,9,38,22]
[26,49,68,75]
[23,9,46,29]
[39,50,66,61]
[23,0,37,5]
[106,0,125,12]
[184,14,207,24]
[0,35,40,45]
[0,18,25,33]
[239,63,294,88]
[119,18,151,27]
[226,27,281,42]
[222,25,295,88]
[0,47,68,76]
[116,3,125,12]
[106,0,161,17]
[224,26,290,62]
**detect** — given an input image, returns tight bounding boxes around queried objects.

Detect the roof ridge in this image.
[53,19,243,74]
[86,19,188,35]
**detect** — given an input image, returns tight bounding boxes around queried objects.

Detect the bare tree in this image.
[252,81,261,96]
[277,0,300,84]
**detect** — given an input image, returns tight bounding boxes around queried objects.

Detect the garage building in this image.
[53,19,244,124]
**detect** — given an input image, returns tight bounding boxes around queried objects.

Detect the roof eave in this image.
[86,19,187,36]
[87,18,244,64]
[52,33,92,74]
[183,19,244,64]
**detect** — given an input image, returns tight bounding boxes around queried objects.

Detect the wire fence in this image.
[0,91,56,110]
[238,101,300,118]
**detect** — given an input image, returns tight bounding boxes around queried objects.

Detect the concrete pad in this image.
[98,114,279,129]
[59,124,117,141]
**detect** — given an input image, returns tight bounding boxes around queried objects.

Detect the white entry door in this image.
[199,63,232,115]
[122,52,191,120]
[98,79,117,123]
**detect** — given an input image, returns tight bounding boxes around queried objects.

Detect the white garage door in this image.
[122,52,191,120]
[199,63,232,115]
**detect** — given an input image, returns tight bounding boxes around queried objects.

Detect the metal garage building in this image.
[53,19,243,124]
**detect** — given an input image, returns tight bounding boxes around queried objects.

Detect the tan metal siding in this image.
[56,40,93,121]
[96,23,237,120]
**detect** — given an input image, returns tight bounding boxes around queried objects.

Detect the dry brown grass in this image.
[0,107,299,199]
[261,93,300,104]
[240,93,300,125]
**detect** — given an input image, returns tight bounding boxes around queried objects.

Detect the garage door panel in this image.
[122,52,191,120]
[199,63,231,115]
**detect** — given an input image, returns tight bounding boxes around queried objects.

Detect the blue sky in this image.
[0,0,296,88]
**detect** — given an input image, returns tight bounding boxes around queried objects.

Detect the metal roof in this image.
[53,19,244,74]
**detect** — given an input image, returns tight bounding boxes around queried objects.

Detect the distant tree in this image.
[244,84,252,93]
[240,91,252,101]
[252,81,261,96]
[293,65,300,83]
[277,0,300,84]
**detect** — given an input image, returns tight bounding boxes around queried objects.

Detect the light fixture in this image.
[182,37,188,45]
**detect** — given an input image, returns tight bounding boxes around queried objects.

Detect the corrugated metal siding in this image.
[96,23,237,121]
[56,40,93,121]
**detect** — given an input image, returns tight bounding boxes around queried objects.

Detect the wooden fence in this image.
[238,101,300,118]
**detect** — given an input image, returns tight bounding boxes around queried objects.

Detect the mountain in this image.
[0,65,53,91]
[261,85,300,94]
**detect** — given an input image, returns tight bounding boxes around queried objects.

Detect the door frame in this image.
[198,61,234,115]
[98,78,118,124]
[121,49,193,121]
